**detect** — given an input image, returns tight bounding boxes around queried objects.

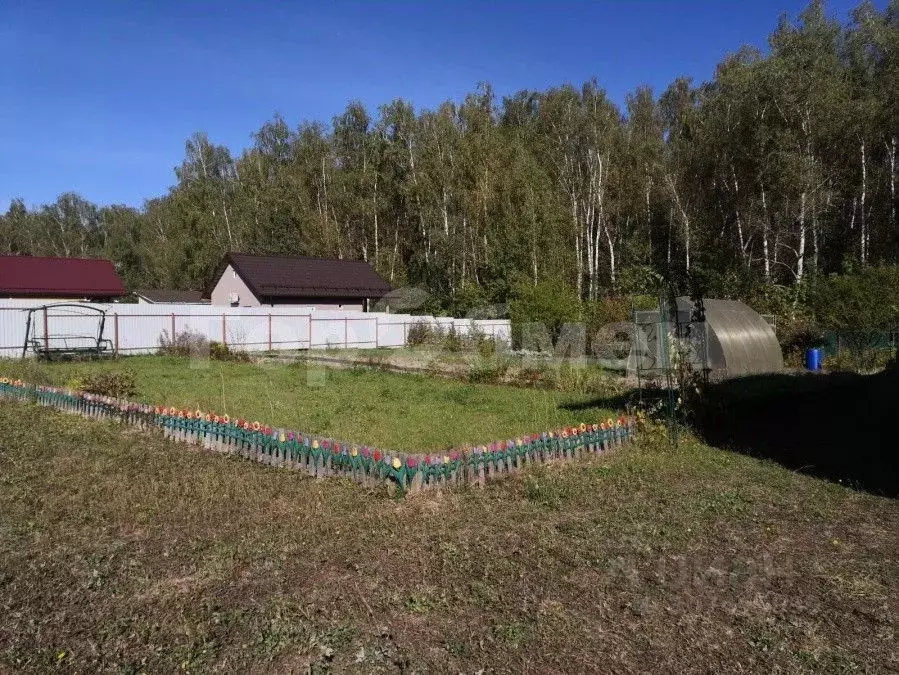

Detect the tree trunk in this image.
[888,136,897,232]
[761,184,771,281]
[797,191,806,284]
[860,139,867,264]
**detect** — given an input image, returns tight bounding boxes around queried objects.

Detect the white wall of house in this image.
[210,265,262,307]
[209,264,365,311]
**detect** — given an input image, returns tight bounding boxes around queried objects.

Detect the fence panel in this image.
[0,300,510,357]
[270,314,311,350]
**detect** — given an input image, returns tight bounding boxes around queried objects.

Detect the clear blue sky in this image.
[0,0,873,211]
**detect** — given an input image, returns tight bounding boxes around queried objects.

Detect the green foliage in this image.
[441,326,463,353]
[209,341,251,362]
[78,371,137,399]
[158,330,209,357]
[810,266,899,331]
[1,2,897,326]
[467,358,511,384]
[474,334,498,358]
[406,322,434,347]
[824,347,894,374]
[509,279,582,348]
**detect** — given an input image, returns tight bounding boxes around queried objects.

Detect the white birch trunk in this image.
[797,191,806,284]
[860,140,867,264]
[888,136,897,231]
[761,184,771,280]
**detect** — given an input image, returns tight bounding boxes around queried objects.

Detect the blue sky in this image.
[0,0,874,210]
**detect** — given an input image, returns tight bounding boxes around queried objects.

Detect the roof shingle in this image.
[0,255,127,298]
[216,253,392,300]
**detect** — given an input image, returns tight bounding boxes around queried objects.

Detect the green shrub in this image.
[475,335,498,358]
[442,326,463,352]
[509,279,582,349]
[468,358,510,384]
[406,322,435,347]
[80,370,137,399]
[824,348,894,374]
[811,266,899,331]
[209,341,250,362]
[511,366,547,388]
[158,330,209,357]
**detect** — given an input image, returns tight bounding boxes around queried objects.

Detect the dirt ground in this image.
[1,401,897,673]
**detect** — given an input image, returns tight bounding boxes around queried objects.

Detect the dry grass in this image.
[1,402,897,672]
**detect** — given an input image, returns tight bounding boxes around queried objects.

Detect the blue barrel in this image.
[805,347,822,371]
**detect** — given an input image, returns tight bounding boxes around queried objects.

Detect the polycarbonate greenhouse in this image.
[629,298,783,379]
[679,298,783,377]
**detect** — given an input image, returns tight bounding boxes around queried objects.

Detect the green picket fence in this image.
[0,378,634,493]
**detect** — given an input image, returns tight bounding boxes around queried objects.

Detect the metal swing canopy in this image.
[677,297,783,377]
[21,303,113,359]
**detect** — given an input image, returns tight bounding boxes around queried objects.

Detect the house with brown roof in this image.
[0,254,127,302]
[207,253,392,311]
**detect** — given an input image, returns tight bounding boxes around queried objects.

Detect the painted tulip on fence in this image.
[0,378,635,493]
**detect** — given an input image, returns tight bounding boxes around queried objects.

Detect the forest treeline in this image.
[1,0,897,321]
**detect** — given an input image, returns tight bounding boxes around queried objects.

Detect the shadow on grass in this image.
[564,368,898,498]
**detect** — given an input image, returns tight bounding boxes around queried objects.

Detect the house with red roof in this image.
[0,255,128,302]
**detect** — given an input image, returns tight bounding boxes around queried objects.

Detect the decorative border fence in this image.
[0,378,635,493]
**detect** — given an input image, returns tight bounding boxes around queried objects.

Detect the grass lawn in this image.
[0,356,617,451]
[0,403,896,672]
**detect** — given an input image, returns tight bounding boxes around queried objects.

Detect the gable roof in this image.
[213,253,392,300]
[0,255,127,298]
[135,289,207,304]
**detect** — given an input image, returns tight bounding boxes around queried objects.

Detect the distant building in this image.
[0,254,127,302]
[135,289,208,305]
[207,253,392,311]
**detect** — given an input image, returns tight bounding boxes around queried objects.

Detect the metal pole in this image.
[268,314,272,351]
[221,314,227,346]
[43,307,49,353]
[344,317,348,348]
[170,313,176,340]
[114,313,119,355]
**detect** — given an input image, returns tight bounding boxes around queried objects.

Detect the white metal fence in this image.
[0,299,510,357]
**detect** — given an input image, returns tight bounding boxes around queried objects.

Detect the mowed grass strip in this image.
[0,356,616,451]
[1,403,897,672]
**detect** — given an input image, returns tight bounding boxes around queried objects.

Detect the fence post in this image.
[170,313,176,340]
[43,307,49,352]
[222,314,227,346]
[268,313,272,352]
[114,313,119,355]
[344,317,348,349]
[308,316,313,349]
[375,317,379,348]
